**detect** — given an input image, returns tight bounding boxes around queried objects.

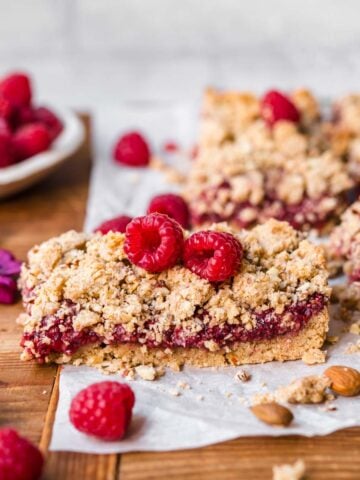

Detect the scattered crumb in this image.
[135,365,158,381]
[261,381,267,387]
[196,394,204,401]
[122,368,136,380]
[349,322,360,335]
[225,392,233,398]
[301,348,327,365]
[272,459,306,480]
[177,381,190,390]
[326,335,339,345]
[253,375,332,405]
[345,339,360,354]
[234,368,251,382]
[276,376,331,404]
[319,402,338,412]
[169,389,181,397]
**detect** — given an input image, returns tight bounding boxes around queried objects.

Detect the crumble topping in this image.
[199,88,319,148]
[19,220,330,359]
[187,88,355,231]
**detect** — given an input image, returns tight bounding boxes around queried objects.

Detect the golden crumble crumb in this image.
[301,348,327,365]
[234,369,251,382]
[253,375,331,405]
[349,322,360,335]
[135,365,157,381]
[169,389,181,397]
[177,381,190,390]
[346,340,360,354]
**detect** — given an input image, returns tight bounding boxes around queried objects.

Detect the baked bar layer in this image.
[329,198,360,280]
[48,309,329,369]
[19,220,330,366]
[185,88,355,232]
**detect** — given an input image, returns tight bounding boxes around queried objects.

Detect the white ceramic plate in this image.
[0,107,85,199]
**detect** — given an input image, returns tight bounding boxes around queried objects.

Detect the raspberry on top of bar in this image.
[186,88,354,233]
[19,217,330,367]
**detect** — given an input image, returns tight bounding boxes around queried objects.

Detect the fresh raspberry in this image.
[95,215,133,234]
[69,381,135,441]
[0,73,32,108]
[0,428,44,480]
[183,231,243,282]
[0,125,15,168]
[124,213,184,273]
[0,96,15,122]
[261,90,300,127]
[14,106,36,127]
[113,131,150,167]
[147,193,190,229]
[33,107,63,141]
[12,123,51,161]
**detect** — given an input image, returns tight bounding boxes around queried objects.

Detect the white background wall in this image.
[0,0,360,109]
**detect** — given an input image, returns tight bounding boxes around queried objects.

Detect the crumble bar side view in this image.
[18,220,330,371]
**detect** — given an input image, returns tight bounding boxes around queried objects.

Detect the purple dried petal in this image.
[0,249,22,276]
[0,275,17,304]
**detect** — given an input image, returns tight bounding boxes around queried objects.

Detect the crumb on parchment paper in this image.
[346,339,360,354]
[301,348,327,365]
[272,459,306,480]
[253,375,332,405]
[135,365,164,381]
[234,369,251,382]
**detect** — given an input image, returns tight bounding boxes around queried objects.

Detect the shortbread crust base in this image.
[49,308,329,371]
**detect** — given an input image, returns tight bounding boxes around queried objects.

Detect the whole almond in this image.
[324,365,360,397]
[250,402,293,427]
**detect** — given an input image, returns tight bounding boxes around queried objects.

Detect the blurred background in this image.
[0,0,360,110]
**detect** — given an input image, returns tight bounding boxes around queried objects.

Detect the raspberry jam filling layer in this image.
[21,293,326,361]
[191,183,347,231]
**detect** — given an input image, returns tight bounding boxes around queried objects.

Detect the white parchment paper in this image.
[50,104,360,453]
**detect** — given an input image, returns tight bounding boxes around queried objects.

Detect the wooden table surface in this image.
[1,115,359,480]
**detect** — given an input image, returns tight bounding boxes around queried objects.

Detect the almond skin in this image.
[250,402,293,427]
[324,365,360,397]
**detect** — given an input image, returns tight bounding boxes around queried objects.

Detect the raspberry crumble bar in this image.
[19,216,330,370]
[184,88,354,233]
[329,198,360,281]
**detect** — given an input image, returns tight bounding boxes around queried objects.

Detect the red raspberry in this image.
[0,125,15,168]
[15,106,35,127]
[261,90,300,127]
[183,231,243,282]
[113,131,150,167]
[12,123,51,161]
[147,193,190,229]
[0,428,44,480]
[0,73,32,108]
[124,213,184,273]
[95,215,133,234]
[0,96,15,122]
[69,381,135,441]
[33,107,63,141]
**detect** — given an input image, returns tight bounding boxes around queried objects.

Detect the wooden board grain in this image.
[1,114,359,480]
